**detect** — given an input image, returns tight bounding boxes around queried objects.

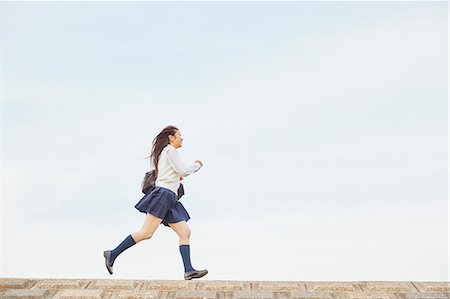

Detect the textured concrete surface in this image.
[0,278,448,299]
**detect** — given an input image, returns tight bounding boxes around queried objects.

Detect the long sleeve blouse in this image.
[152,144,202,194]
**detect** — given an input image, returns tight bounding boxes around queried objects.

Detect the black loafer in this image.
[184,269,208,280]
[103,250,113,275]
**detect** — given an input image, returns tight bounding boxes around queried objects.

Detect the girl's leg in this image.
[104,213,163,274]
[131,213,163,243]
[169,221,208,279]
[169,221,197,272]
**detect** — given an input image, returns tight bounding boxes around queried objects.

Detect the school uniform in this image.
[135,144,202,226]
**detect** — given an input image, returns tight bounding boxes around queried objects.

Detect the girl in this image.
[103,125,208,280]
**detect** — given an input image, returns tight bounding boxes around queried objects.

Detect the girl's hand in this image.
[180,176,184,181]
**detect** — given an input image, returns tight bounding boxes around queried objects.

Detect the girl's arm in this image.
[167,148,202,177]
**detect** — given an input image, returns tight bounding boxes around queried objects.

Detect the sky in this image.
[1,1,448,281]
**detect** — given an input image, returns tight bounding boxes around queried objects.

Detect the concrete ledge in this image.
[0,279,448,299]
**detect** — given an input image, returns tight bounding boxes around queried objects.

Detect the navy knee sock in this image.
[179,244,196,272]
[110,235,136,264]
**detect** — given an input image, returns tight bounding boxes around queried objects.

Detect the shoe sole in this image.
[185,270,208,280]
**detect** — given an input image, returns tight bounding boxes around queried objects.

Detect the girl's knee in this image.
[180,228,191,239]
[143,231,154,240]
[136,230,153,241]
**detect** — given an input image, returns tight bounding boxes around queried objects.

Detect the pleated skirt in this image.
[135,186,191,227]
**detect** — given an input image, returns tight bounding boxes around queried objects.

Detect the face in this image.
[169,130,183,148]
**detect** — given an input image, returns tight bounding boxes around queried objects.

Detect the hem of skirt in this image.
[162,217,190,227]
[135,208,165,219]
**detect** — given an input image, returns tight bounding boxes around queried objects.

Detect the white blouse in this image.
[152,144,202,195]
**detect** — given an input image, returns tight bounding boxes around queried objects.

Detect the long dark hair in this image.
[146,125,178,177]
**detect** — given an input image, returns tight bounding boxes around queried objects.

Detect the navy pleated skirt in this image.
[135,186,191,227]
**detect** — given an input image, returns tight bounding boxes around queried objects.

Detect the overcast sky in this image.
[2,1,448,281]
